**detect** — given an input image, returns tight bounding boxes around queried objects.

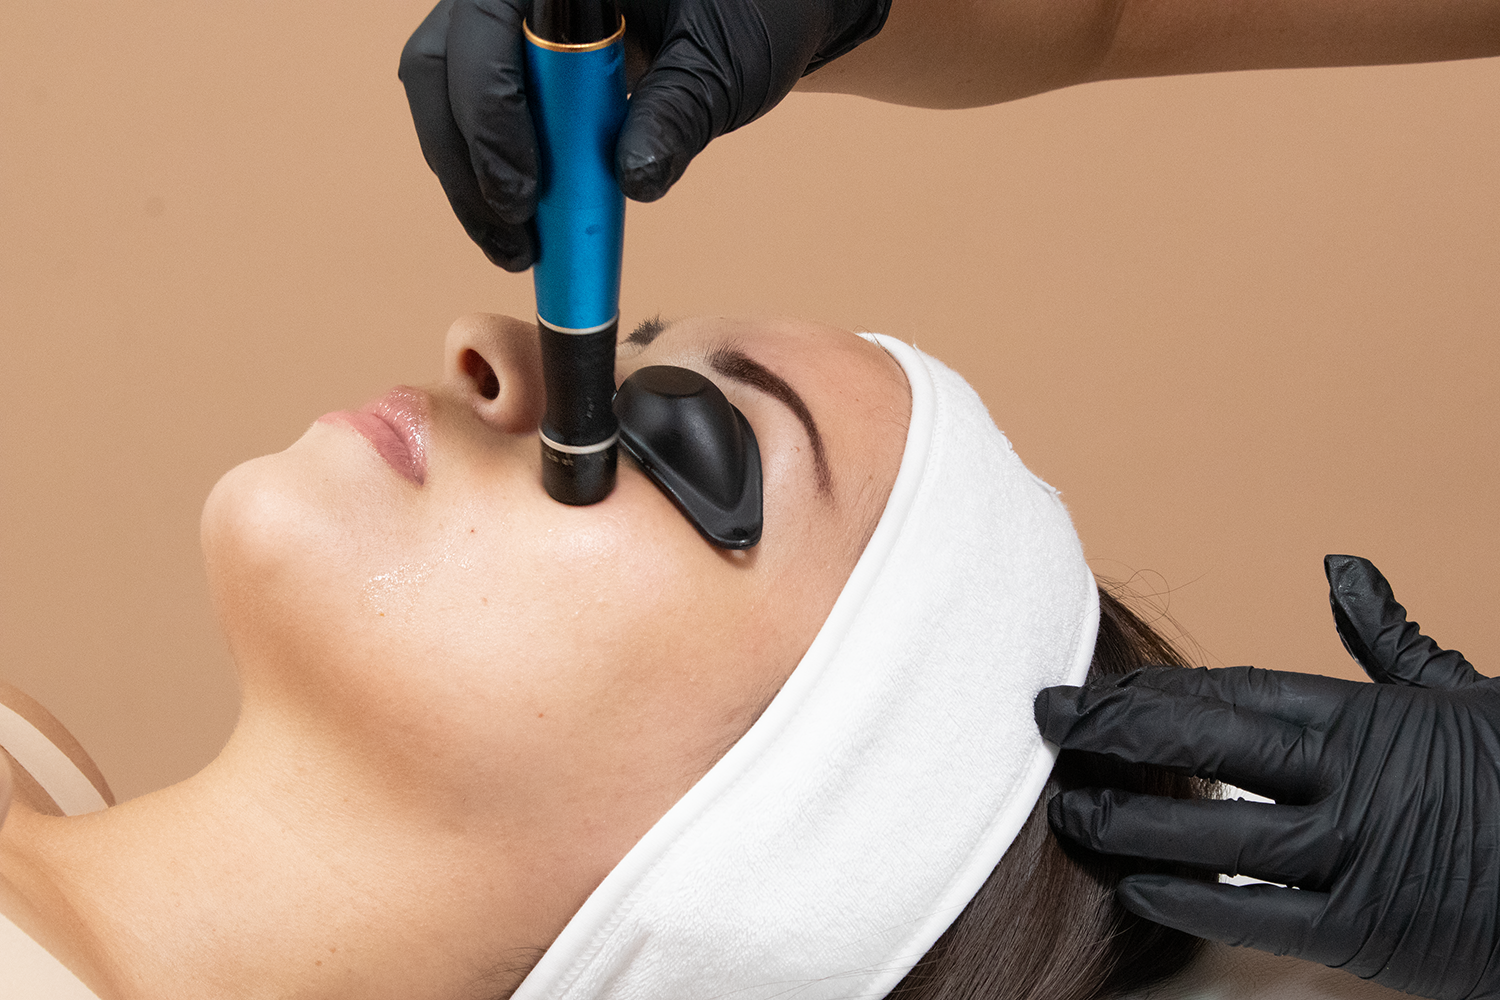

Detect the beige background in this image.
[2,2,1496,801]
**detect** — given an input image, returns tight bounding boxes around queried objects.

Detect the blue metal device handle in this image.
[525,18,627,330]
[525,16,628,505]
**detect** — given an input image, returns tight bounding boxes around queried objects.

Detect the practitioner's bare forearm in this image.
[799,0,1500,108]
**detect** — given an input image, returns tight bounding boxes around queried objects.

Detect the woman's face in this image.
[201,314,908,881]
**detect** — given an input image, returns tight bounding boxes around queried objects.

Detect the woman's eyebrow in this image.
[707,345,832,497]
[627,315,669,346]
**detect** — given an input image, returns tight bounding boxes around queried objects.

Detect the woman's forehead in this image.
[623,316,905,388]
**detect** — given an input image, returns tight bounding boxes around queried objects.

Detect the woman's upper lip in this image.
[317,386,430,485]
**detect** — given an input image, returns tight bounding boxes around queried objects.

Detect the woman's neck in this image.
[0,705,580,1000]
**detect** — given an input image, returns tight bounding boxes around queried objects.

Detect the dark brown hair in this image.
[886,584,1212,1000]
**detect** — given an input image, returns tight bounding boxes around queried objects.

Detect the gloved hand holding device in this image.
[1035,555,1500,1000]
[398,0,891,270]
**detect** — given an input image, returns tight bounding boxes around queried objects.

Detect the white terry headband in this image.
[514,335,1099,1000]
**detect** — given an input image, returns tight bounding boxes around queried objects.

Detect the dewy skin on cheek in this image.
[319,386,430,485]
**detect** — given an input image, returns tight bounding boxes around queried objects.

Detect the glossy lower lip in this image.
[317,386,430,485]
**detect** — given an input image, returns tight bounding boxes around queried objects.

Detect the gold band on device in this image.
[522,15,626,53]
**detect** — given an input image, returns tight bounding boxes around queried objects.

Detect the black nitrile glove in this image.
[398,0,891,270]
[1034,555,1500,1000]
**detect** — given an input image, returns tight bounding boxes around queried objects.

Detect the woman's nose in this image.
[444,313,547,433]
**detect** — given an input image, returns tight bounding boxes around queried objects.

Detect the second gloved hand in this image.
[398,0,891,270]
[1034,556,1500,1000]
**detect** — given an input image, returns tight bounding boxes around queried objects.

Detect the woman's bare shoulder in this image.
[0,681,113,816]
[1126,942,1412,1000]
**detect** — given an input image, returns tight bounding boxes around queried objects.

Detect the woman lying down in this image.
[0,314,1408,1000]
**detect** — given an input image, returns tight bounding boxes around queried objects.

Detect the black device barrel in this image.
[538,318,619,505]
[530,0,620,44]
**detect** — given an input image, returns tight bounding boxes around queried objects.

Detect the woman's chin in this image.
[203,422,407,574]
[199,440,386,669]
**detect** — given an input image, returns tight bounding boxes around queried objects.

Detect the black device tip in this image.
[541,440,618,505]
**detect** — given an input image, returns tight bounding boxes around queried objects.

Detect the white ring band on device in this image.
[538,314,619,336]
[540,431,620,455]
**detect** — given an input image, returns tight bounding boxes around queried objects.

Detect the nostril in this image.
[462,349,500,400]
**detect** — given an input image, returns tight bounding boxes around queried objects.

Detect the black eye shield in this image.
[613,366,763,550]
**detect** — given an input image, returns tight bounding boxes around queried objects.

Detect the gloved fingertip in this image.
[473,226,534,272]
[1116,873,1176,920]
[1046,789,1099,845]
[1033,685,1082,743]
[1045,791,1064,830]
[617,153,674,203]
[1045,791,1077,838]
[1324,554,1393,607]
[1322,553,1402,681]
[1323,553,1362,584]
[473,166,536,227]
[491,199,536,229]
[483,245,534,272]
[1324,554,1386,598]
[1033,688,1052,731]
[616,93,703,201]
